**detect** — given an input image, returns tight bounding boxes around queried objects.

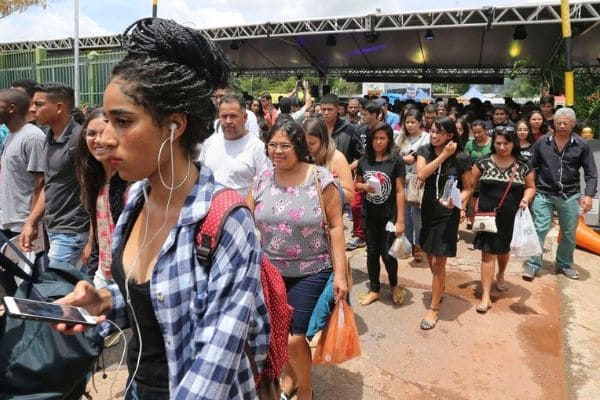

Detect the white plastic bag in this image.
[389,234,412,259]
[510,208,542,257]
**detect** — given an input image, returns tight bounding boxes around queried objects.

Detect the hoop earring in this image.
[157,137,191,191]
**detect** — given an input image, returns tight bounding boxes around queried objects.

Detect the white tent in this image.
[460,86,485,102]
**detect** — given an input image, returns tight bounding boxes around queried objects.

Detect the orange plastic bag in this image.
[313,299,361,364]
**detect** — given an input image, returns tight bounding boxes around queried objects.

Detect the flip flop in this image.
[280,387,298,400]
[391,287,406,305]
[476,303,492,314]
[358,292,380,306]
[495,282,509,292]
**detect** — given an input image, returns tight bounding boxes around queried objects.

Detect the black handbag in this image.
[0,232,103,400]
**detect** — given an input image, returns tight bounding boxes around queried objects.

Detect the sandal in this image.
[413,245,424,263]
[358,291,380,306]
[391,287,405,305]
[476,302,492,314]
[280,387,298,400]
[420,307,439,330]
[495,282,508,292]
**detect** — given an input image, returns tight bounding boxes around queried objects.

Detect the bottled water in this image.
[439,175,456,207]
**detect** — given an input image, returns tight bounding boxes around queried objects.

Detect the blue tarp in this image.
[415,89,432,102]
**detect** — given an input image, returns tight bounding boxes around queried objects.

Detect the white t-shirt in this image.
[199,131,271,196]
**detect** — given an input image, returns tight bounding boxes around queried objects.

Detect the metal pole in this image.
[74,0,80,107]
[152,0,158,18]
[561,0,574,106]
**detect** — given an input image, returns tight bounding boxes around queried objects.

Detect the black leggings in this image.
[365,216,398,292]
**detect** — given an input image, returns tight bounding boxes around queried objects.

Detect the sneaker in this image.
[559,267,580,280]
[522,264,537,281]
[346,236,366,251]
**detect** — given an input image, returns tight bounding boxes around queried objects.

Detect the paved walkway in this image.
[89,220,600,399]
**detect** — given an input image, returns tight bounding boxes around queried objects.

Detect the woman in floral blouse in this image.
[248,120,348,400]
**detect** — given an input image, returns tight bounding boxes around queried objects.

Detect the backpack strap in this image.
[195,188,247,265]
[193,188,263,384]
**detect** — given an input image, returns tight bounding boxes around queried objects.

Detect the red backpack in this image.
[195,188,292,397]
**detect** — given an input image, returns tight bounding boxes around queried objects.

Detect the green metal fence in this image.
[0,49,126,106]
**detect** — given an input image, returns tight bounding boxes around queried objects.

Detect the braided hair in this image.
[112,18,231,154]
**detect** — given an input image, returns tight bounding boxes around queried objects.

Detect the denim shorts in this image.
[284,268,332,335]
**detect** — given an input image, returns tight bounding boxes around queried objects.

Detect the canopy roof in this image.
[1,2,599,82]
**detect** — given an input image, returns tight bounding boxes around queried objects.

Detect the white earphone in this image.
[169,122,177,142]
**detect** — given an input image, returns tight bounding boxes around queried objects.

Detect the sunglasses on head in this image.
[494,126,515,133]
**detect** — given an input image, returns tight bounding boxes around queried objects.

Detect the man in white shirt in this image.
[212,85,259,137]
[200,93,271,196]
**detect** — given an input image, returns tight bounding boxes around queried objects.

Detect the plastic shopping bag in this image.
[510,208,543,257]
[313,299,361,365]
[389,234,412,259]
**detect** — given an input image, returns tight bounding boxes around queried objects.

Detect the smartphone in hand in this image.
[3,296,97,327]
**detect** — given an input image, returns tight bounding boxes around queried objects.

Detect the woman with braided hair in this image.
[55,18,269,399]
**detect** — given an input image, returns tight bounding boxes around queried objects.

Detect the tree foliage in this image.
[230,75,360,99]
[0,0,46,18]
[432,83,469,96]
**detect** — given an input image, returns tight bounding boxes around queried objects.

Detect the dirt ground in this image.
[86,218,600,399]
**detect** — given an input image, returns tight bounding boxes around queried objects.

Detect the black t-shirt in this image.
[475,157,530,216]
[357,155,405,219]
[417,145,471,221]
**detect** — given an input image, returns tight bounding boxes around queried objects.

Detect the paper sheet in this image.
[450,181,462,209]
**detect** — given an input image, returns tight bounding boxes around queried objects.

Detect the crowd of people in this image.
[0,17,598,400]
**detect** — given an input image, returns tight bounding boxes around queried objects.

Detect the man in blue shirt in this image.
[378,96,400,128]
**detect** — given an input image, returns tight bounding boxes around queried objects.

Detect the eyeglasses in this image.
[267,142,294,152]
[494,126,515,133]
[555,121,572,127]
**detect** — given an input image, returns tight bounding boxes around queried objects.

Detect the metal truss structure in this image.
[0,35,122,52]
[232,66,543,77]
[203,2,600,40]
[232,65,600,83]
[1,2,599,51]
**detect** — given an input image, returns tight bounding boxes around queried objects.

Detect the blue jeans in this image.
[47,231,88,268]
[526,193,580,272]
[404,204,422,245]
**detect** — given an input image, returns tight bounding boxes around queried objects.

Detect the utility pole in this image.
[152,0,158,18]
[74,0,80,107]
[561,0,574,106]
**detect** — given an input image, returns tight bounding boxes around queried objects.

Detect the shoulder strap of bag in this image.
[313,167,353,291]
[195,188,247,265]
[192,189,262,384]
[497,162,518,210]
[313,167,331,243]
[475,161,518,213]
